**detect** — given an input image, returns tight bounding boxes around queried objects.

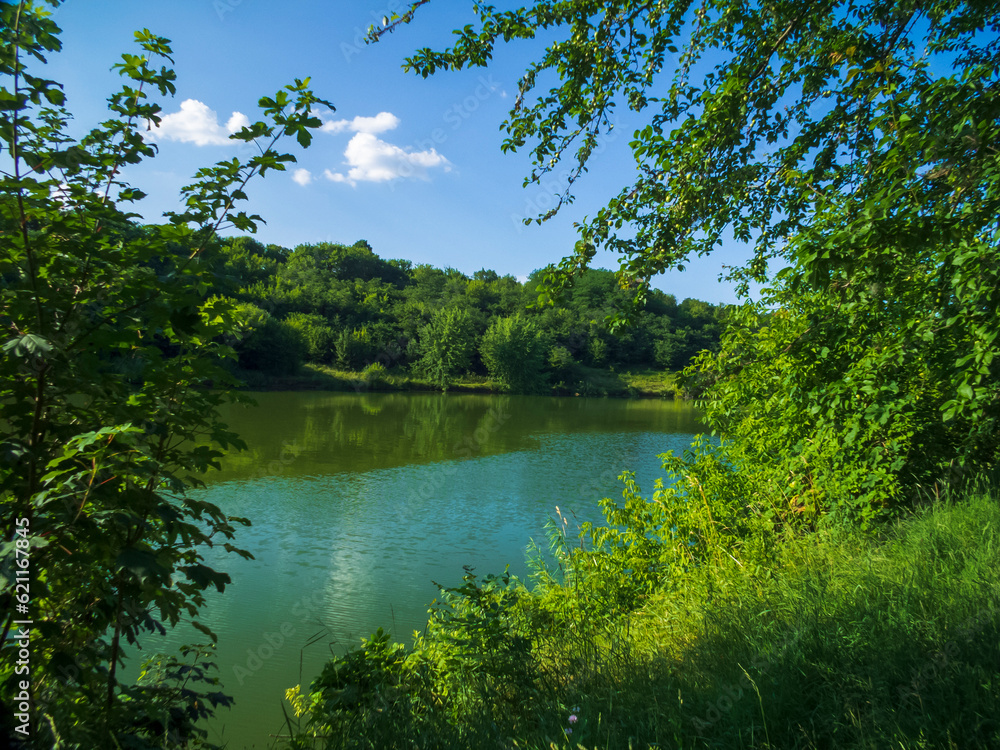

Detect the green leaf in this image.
[117,547,170,584]
[3,333,53,359]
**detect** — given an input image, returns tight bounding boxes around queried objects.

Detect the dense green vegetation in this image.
[3,0,999,749]
[210,236,726,392]
[379,0,1000,523]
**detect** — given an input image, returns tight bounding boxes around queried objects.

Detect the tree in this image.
[480,314,548,393]
[213,236,288,299]
[416,306,479,388]
[237,311,310,374]
[376,1,1000,520]
[0,2,330,745]
[378,2,993,290]
[285,312,336,363]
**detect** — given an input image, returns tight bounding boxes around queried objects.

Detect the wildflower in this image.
[568,714,578,724]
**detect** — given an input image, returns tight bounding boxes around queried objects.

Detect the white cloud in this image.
[147,99,250,146]
[321,111,400,135]
[324,132,450,186]
[292,168,313,186]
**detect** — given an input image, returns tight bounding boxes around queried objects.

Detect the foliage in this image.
[271,241,407,321]
[361,361,388,388]
[0,2,329,745]
[238,314,309,375]
[546,343,577,388]
[372,0,1000,521]
[209,238,724,384]
[280,568,545,750]
[282,628,420,749]
[331,326,368,370]
[285,312,336,364]
[377,0,997,294]
[479,313,547,393]
[416,306,480,389]
[419,567,540,726]
[674,23,1000,521]
[214,236,288,298]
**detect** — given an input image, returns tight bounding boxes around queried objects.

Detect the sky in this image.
[39,0,756,303]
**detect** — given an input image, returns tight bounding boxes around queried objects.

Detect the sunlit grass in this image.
[235,363,681,398]
[277,483,1000,749]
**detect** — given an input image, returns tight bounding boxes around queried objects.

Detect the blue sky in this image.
[42,0,754,303]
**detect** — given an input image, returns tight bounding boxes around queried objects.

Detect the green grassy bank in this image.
[276,482,1000,749]
[233,364,682,399]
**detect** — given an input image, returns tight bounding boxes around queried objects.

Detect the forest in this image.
[210,236,726,392]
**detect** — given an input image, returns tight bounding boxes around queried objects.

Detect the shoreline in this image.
[232,363,684,399]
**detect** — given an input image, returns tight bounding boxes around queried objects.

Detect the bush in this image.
[547,343,578,389]
[238,315,308,375]
[416,307,479,389]
[285,312,336,363]
[361,361,388,388]
[334,326,377,370]
[480,314,547,393]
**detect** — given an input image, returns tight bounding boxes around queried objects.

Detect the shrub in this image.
[480,314,547,393]
[416,307,479,389]
[238,315,308,375]
[285,312,336,363]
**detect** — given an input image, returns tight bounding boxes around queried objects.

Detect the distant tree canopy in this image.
[208,237,727,389]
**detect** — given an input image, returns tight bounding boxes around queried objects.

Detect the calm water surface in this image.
[136,392,703,748]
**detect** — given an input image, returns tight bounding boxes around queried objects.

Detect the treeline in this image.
[208,237,727,391]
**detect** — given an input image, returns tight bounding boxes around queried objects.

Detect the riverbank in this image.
[277,481,1000,750]
[232,364,683,399]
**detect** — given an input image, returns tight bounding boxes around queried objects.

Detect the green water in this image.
[137,392,702,748]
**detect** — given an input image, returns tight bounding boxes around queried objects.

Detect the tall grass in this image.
[277,483,1000,749]
[629,483,1000,749]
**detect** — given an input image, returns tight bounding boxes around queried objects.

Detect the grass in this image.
[619,368,681,398]
[276,483,1000,750]
[233,364,682,398]
[623,485,1000,749]
[230,364,494,394]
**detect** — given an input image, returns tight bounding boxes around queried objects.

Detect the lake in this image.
[134,391,702,748]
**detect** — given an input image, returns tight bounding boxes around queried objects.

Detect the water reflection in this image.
[210,392,702,483]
